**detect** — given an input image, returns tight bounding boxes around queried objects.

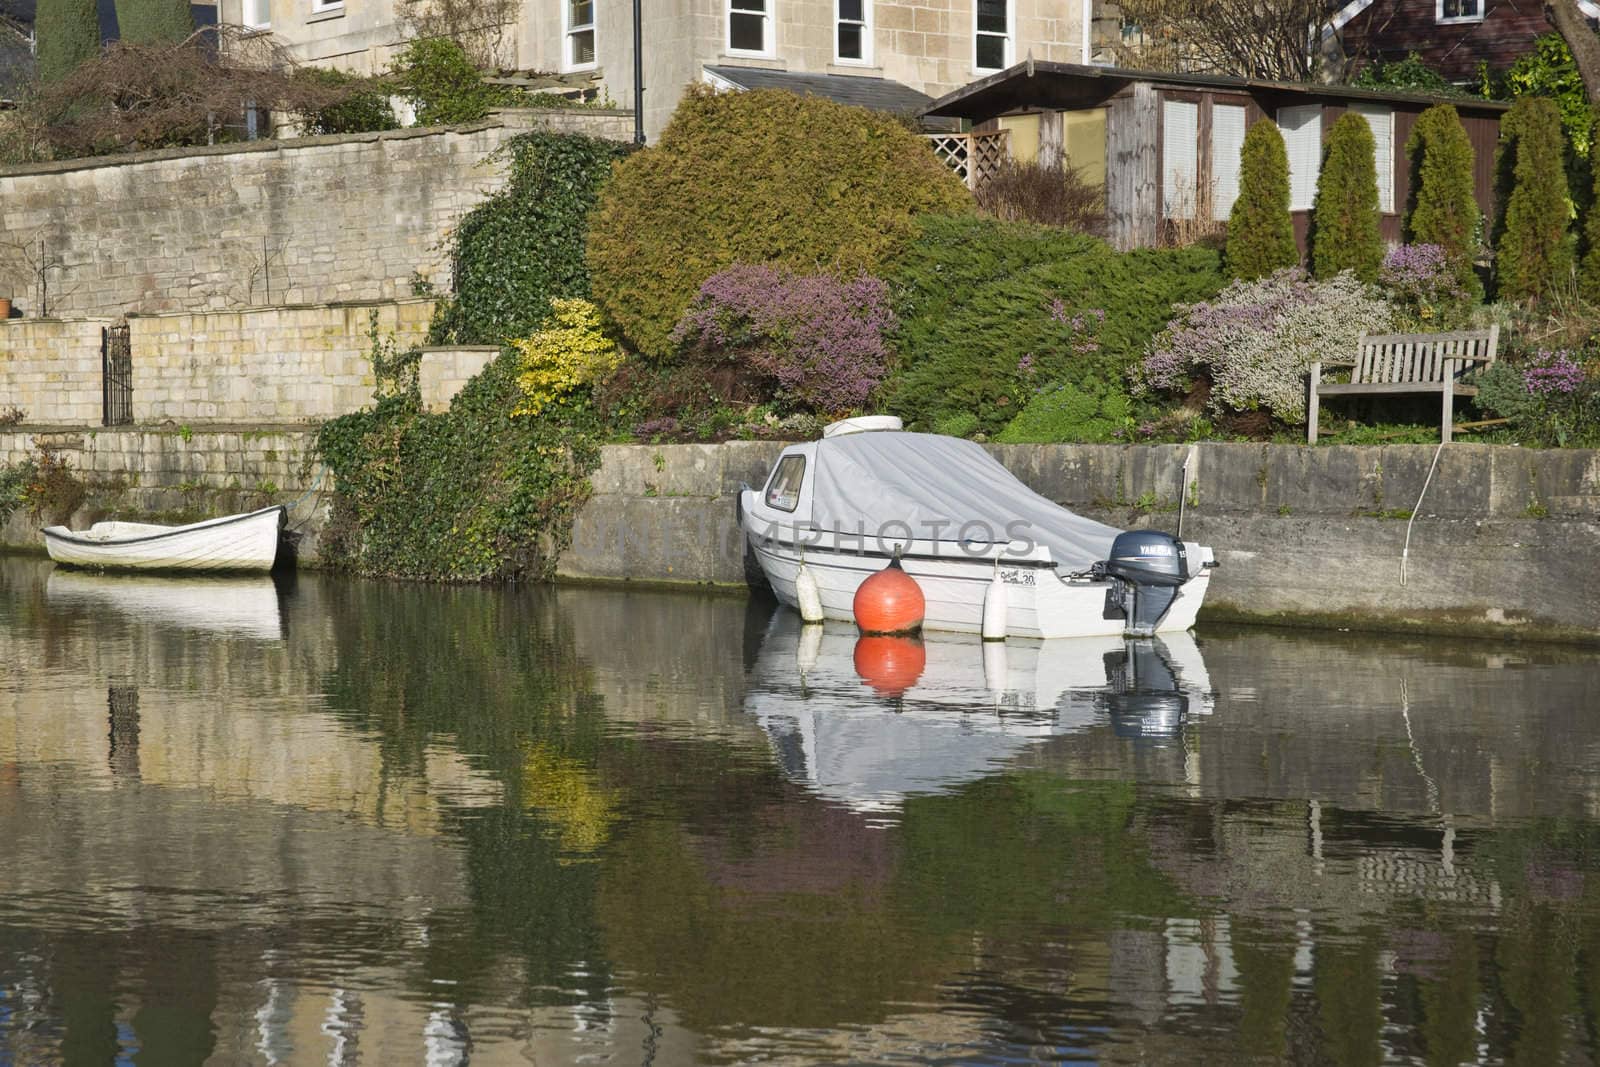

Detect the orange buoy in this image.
[853,635,927,697]
[852,556,925,635]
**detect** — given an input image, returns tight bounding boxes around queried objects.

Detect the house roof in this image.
[703,65,935,116]
[923,59,1512,121]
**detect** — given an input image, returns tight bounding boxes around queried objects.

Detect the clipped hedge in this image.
[885,214,1224,435]
[113,0,193,43]
[36,0,100,83]
[587,85,970,359]
[430,131,633,345]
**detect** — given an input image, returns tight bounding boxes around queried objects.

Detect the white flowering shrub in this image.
[1133,269,1395,424]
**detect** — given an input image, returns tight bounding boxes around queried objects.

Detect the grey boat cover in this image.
[809,431,1120,569]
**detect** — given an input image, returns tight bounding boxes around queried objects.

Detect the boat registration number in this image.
[1000,569,1035,586]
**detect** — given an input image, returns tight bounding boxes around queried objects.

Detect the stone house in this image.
[925,61,1508,252]
[212,0,1118,139]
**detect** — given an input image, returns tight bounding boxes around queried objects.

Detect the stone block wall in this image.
[127,300,434,423]
[418,345,501,412]
[0,318,112,425]
[0,111,628,321]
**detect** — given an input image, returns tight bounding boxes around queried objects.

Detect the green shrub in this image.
[1311,112,1383,283]
[885,214,1224,435]
[35,0,101,83]
[1583,117,1600,302]
[392,37,510,126]
[1405,104,1483,299]
[1474,349,1600,446]
[1494,96,1573,304]
[931,411,981,438]
[996,381,1134,443]
[1352,53,1464,97]
[586,85,970,359]
[430,132,632,345]
[1225,119,1299,280]
[296,68,399,136]
[113,0,193,43]
[1501,33,1595,158]
[316,352,602,580]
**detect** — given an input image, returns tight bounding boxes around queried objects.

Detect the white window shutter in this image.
[1277,104,1322,212]
[1351,104,1395,214]
[1163,100,1199,219]
[1212,104,1247,221]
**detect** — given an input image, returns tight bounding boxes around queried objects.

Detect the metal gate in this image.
[102,324,132,426]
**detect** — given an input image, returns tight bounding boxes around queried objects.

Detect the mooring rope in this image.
[285,463,330,532]
[1400,442,1447,587]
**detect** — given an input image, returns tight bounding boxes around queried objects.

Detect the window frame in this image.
[834,0,872,65]
[242,0,270,29]
[1436,0,1483,23]
[728,0,775,57]
[310,0,343,13]
[764,456,806,513]
[973,0,1013,73]
[564,0,597,71]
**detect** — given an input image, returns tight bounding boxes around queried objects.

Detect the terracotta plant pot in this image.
[0,298,12,319]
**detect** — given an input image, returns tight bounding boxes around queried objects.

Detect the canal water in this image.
[2,557,1600,1065]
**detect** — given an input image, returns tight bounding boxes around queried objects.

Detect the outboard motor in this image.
[1095,530,1188,637]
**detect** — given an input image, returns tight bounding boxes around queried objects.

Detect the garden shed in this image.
[923,62,1508,253]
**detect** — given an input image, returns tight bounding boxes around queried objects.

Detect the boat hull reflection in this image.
[745,612,1214,813]
[45,570,285,640]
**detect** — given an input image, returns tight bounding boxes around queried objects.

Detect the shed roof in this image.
[923,60,1512,122]
[704,65,935,115]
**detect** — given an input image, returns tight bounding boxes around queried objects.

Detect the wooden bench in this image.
[1307,325,1500,443]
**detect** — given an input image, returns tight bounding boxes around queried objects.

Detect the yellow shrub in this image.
[511,298,622,416]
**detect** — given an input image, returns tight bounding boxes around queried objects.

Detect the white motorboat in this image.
[738,418,1215,639]
[43,505,285,573]
[746,612,1214,813]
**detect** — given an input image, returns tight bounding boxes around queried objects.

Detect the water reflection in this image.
[746,614,1213,813]
[4,557,1600,1063]
[45,570,286,641]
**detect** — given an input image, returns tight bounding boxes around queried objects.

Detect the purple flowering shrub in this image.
[670,264,896,415]
[1475,347,1600,446]
[1133,269,1395,425]
[1380,243,1472,325]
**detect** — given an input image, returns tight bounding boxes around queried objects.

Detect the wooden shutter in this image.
[1211,104,1247,221]
[1277,104,1322,212]
[1350,104,1395,214]
[1163,99,1199,219]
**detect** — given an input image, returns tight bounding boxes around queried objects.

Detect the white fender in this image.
[795,556,825,624]
[982,639,1009,698]
[797,618,824,675]
[981,563,1008,641]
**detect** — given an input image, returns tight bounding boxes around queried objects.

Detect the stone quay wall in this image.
[4,435,1598,642]
[0,109,627,320]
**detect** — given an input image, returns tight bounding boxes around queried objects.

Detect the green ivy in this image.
[430,131,633,345]
[316,352,602,581]
[1351,53,1467,98]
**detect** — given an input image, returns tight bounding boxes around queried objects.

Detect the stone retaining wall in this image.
[0,318,112,424]
[0,110,628,320]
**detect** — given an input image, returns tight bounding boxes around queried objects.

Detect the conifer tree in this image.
[1581,115,1600,300]
[114,0,195,44]
[1311,112,1383,282]
[34,0,102,83]
[1225,119,1299,279]
[1494,96,1573,303]
[1405,104,1482,298]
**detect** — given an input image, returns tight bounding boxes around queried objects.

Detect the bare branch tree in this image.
[393,0,523,69]
[1113,0,1336,81]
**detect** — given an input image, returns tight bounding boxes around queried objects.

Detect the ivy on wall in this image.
[430,131,634,346]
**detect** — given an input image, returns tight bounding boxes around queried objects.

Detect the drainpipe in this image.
[1081,0,1092,64]
[633,0,645,144]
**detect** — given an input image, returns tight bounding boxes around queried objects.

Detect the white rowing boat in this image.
[42,505,286,573]
[738,417,1217,639]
